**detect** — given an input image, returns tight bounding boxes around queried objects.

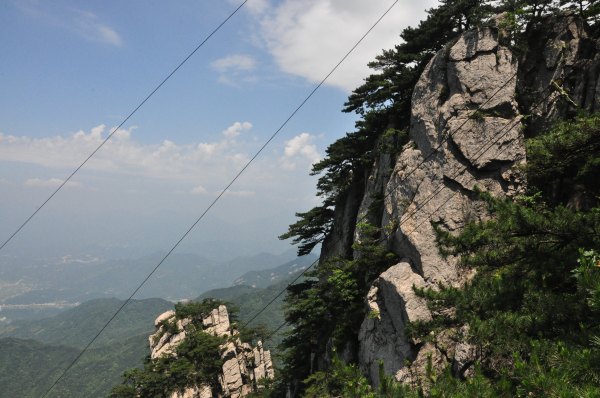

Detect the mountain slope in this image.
[0,334,149,398]
[0,298,173,398]
[0,297,173,347]
[233,253,317,288]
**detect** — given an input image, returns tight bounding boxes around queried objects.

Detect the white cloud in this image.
[211,54,257,86]
[74,10,123,47]
[257,0,438,91]
[247,0,269,15]
[0,122,257,181]
[281,133,320,170]
[211,54,257,73]
[191,185,207,195]
[24,178,82,189]
[284,133,320,161]
[0,120,317,202]
[223,121,252,138]
[97,25,123,47]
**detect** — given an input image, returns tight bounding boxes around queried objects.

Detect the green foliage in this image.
[303,355,375,398]
[278,204,335,256]
[378,128,409,155]
[526,113,600,207]
[110,298,229,397]
[280,223,398,393]
[426,194,600,366]
[238,323,270,346]
[110,330,225,398]
[407,114,600,395]
[246,377,289,398]
[110,328,225,397]
[174,298,228,321]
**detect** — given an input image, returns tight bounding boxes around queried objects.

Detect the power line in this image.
[0,1,250,255]
[261,59,574,345]
[264,320,289,342]
[39,1,404,396]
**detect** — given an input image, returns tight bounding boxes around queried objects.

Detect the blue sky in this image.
[0,0,437,261]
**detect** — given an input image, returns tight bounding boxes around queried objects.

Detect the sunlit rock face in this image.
[357,22,523,385]
[356,11,600,387]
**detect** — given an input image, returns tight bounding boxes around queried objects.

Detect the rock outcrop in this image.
[356,12,600,386]
[518,11,600,131]
[358,23,524,384]
[150,305,274,398]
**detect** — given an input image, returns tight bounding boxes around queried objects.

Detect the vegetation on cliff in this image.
[110,299,228,398]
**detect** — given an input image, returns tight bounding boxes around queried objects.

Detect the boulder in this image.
[358,262,429,386]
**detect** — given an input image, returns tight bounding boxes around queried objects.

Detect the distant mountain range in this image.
[233,254,316,288]
[0,297,172,398]
[0,254,314,397]
[0,249,306,321]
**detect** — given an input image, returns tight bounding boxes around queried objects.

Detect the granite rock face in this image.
[150,305,274,398]
[359,24,524,384]
[358,262,430,386]
[519,12,600,131]
[356,13,600,387]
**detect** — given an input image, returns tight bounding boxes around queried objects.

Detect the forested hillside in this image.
[0,298,172,398]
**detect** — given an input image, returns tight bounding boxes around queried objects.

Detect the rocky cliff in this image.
[150,305,274,398]
[316,12,600,387]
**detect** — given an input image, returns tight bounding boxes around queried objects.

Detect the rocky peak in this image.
[358,23,524,385]
[150,305,274,398]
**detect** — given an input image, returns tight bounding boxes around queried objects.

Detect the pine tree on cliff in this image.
[281,0,595,257]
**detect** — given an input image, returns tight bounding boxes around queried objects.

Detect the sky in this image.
[0,0,438,261]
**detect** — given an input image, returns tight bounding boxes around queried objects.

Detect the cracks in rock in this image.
[478,101,517,120]
[442,175,480,202]
[444,136,479,175]
[392,232,424,278]
[449,48,498,63]
[446,132,513,178]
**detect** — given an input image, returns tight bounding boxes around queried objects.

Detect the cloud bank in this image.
[251,0,438,91]
[0,123,321,193]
